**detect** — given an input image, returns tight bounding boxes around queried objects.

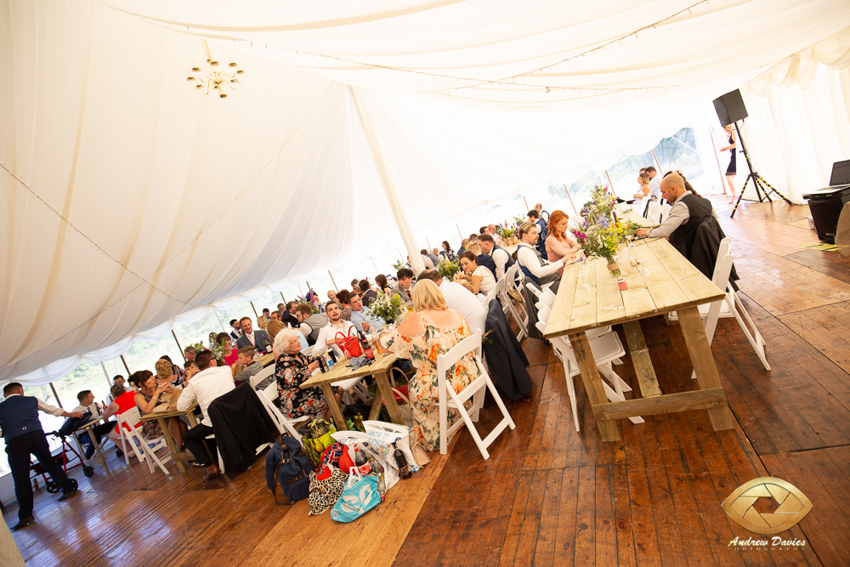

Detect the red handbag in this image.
[335,327,362,358]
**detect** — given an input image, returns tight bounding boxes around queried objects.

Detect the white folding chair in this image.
[500,265,529,341]
[668,238,769,372]
[435,330,516,459]
[534,320,643,432]
[249,365,275,390]
[258,383,304,440]
[119,408,172,474]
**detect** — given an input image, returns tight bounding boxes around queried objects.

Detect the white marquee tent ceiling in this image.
[2,0,850,383]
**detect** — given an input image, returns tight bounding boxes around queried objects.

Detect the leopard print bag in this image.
[308,465,347,515]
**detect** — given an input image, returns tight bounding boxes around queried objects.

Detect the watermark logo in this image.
[721,477,813,536]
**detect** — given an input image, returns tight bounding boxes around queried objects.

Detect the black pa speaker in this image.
[713,89,748,126]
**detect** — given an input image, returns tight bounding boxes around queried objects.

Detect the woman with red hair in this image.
[546,210,581,276]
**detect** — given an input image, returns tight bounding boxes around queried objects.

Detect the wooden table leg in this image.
[156,417,185,473]
[677,306,735,432]
[88,427,111,476]
[373,370,405,426]
[622,321,662,398]
[320,383,347,430]
[569,331,620,442]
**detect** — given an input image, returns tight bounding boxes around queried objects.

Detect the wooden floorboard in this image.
[7,200,850,566]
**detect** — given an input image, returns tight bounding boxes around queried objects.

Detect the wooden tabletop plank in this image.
[568,261,599,331]
[617,246,658,320]
[300,352,397,389]
[543,262,579,338]
[632,241,693,312]
[594,256,625,326]
[647,240,725,306]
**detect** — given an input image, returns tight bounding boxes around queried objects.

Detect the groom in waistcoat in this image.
[515,221,564,293]
[0,383,82,530]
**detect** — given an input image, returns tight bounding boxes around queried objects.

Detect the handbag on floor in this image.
[265,435,313,505]
[308,464,347,516]
[331,468,381,523]
[300,418,337,468]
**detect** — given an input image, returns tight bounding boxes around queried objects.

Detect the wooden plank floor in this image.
[6,197,850,566]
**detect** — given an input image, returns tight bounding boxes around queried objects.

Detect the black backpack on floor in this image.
[265,435,314,504]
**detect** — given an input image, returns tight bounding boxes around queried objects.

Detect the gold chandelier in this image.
[186,39,244,99]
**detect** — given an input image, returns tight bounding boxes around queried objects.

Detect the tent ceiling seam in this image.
[0,162,188,305]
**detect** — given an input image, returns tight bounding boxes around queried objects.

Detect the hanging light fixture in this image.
[186,39,244,99]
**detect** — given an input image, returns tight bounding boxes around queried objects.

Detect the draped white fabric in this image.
[2,0,850,384]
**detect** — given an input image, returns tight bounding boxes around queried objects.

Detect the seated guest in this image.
[228,319,242,343]
[280,301,300,328]
[208,332,237,367]
[441,241,455,260]
[633,173,652,215]
[456,238,469,257]
[295,304,328,346]
[269,310,281,322]
[177,350,235,480]
[105,383,138,456]
[327,290,338,305]
[645,166,662,201]
[457,251,495,295]
[183,346,199,364]
[466,240,482,255]
[487,224,504,244]
[273,328,330,421]
[349,292,384,334]
[420,249,435,269]
[359,279,378,308]
[635,172,723,278]
[182,360,198,386]
[336,289,353,321]
[375,274,392,294]
[316,301,357,358]
[391,268,415,302]
[545,210,581,276]
[431,247,442,262]
[135,370,187,452]
[477,233,514,281]
[379,280,478,452]
[71,390,120,458]
[155,358,180,388]
[104,375,125,405]
[233,346,272,389]
[527,210,548,259]
[417,270,486,334]
[266,319,285,344]
[236,317,272,353]
[256,315,269,331]
[516,221,565,292]
[262,308,271,319]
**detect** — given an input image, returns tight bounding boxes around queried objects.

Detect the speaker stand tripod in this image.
[730,122,792,219]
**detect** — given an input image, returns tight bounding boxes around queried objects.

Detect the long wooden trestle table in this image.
[543,238,735,442]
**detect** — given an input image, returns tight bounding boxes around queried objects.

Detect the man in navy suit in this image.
[235,317,272,353]
[0,383,82,530]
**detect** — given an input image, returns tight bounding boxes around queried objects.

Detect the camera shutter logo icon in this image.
[721,477,813,535]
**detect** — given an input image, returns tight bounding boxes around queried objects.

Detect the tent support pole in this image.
[172,330,184,361]
[280,292,286,304]
[370,256,379,274]
[50,383,63,409]
[652,149,663,172]
[708,128,727,194]
[329,270,338,292]
[605,169,615,192]
[120,355,130,374]
[523,196,530,211]
[101,362,111,389]
[250,302,258,318]
[563,184,579,218]
[213,310,227,333]
[349,86,425,275]
[457,224,463,239]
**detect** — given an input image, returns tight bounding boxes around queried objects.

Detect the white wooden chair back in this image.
[250,365,275,389]
[257,384,303,440]
[434,331,515,459]
[118,407,171,474]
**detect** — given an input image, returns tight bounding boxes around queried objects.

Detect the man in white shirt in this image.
[646,166,662,200]
[417,270,487,334]
[177,351,235,480]
[315,302,357,358]
[516,221,564,292]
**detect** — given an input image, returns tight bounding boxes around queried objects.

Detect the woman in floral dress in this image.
[381,279,479,452]
[273,328,329,420]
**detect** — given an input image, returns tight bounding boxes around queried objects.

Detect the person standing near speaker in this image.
[720,124,738,201]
